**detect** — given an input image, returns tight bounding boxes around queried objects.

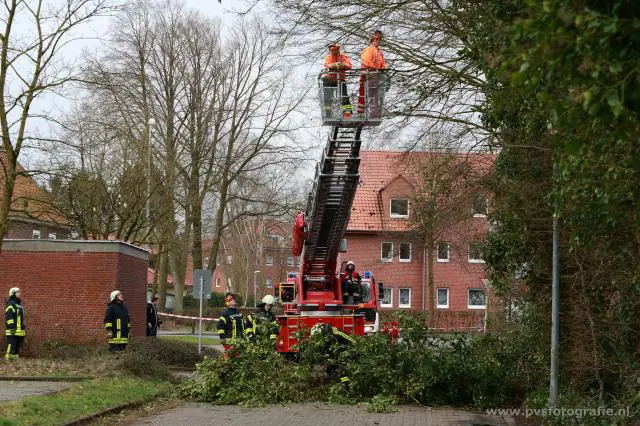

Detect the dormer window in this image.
[390,198,409,218]
[472,194,488,217]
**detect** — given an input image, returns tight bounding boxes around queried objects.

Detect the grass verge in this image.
[159,335,219,345]
[0,377,172,426]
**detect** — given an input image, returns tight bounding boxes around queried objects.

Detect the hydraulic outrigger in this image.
[276,70,389,353]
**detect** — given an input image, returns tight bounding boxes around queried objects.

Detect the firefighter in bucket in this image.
[322,42,353,119]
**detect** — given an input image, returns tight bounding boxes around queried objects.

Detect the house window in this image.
[266,254,273,266]
[265,277,273,288]
[399,242,411,262]
[437,242,449,262]
[380,242,393,262]
[296,257,301,267]
[48,233,57,240]
[215,277,221,288]
[390,198,409,218]
[226,255,233,264]
[381,287,393,308]
[32,230,41,240]
[399,288,411,308]
[472,194,489,217]
[437,288,449,308]
[287,256,294,267]
[468,288,486,309]
[71,231,79,239]
[468,243,485,264]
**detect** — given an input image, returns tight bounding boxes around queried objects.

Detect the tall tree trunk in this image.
[158,251,168,311]
[426,238,435,328]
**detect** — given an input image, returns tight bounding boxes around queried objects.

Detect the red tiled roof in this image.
[348,150,495,232]
[0,150,69,226]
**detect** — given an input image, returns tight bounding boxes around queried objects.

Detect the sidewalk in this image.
[132,402,535,426]
[0,380,74,401]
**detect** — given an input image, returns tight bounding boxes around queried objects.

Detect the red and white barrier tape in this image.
[158,312,217,321]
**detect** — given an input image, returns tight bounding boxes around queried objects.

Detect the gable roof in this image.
[0,149,69,227]
[348,150,495,232]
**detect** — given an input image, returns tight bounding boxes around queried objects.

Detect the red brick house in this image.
[184,220,289,305]
[343,150,495,330]
[0,150,71,240]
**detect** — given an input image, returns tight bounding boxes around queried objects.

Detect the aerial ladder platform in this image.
[277,70,389,353]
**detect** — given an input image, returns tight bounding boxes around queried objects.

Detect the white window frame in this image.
[265,277,273,288]
[468,243,485,264]
[399,288,411,309]
[381,287,393,308]
[48,233,57,240]
[287,256,294,267]
[472,194,489,217]
[215,277,221,288]
[436,242,450,263]
[399,242,411,262]
[266,254,274,266]
[468,288,487,309]
[390,198,409,218]
[380,241,393,262]
[436,288,449,309]
[32,230,41,240]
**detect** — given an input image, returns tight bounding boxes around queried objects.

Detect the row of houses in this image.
[2,149,495,332]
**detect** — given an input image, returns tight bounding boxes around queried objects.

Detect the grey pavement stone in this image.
[133,402,523,426]
[0,380,74,401]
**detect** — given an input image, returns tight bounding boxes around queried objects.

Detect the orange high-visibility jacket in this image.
[323,53,353,81]
[360,44,386,70]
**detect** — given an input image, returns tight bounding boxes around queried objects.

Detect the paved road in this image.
[132,402,526,426]
[0,380,74,401]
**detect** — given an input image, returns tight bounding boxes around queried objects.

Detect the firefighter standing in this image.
[5,287,25,360]
[104,290,131,352]
[341,261,363,303]
[246,294,279,341]
[146,296,161,337]
[358,30,387,117]
[217,293,248,351]
[322,42,353,119]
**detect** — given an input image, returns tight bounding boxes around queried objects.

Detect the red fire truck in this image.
[275,70,389,353]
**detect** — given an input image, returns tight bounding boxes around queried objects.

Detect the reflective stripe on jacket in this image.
[5,299,25,337]
[217,308,246,342]
[104,301,131,344]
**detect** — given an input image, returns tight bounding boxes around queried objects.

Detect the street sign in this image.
[192,269,212,299]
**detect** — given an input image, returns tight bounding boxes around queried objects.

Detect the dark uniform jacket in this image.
[217,307,248,342]
[104,301,131,344]
[146,302,159,328]
[5,297,25,337]
[246,307,279,340]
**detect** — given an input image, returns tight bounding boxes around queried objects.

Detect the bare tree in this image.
[0,0,117,252]
[270,0,488,150]
[407,147,494,326]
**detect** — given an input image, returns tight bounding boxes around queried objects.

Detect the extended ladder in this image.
[303,126,362,283]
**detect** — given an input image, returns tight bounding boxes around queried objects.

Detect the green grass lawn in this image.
[159,335,219,345]
[0,378,172,426]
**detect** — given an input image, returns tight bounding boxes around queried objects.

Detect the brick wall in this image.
[0,240,148,353]
[345,231,491,331]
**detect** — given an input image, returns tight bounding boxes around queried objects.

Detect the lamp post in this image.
[253,270,261,308]
[147,118,156,237]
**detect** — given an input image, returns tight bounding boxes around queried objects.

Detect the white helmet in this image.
[110,290,121,302]
[9,287,21,297]
[261,294,276,305]
[346,261,355,268]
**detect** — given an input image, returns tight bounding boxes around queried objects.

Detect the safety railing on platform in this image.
[318,70,390,127]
